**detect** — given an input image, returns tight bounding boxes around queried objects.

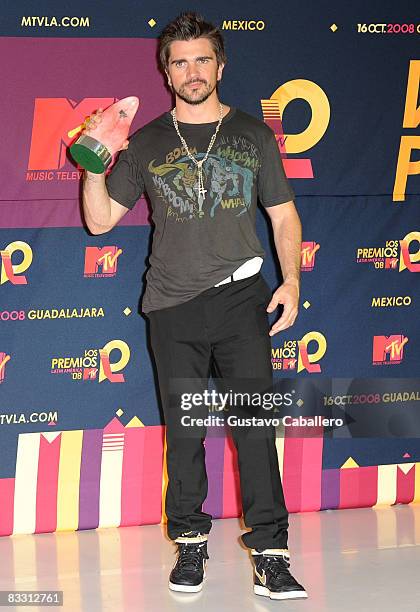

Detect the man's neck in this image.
[174,96,230,124]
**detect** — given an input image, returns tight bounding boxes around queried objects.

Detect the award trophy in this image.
[69,96,139,173]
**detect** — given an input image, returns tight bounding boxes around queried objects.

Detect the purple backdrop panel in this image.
[0,198,150,229]
[0,37,171,226]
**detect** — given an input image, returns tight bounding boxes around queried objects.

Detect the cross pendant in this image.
[194,184,207,198]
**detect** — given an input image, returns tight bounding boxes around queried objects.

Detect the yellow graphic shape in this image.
[270,80,330,153]
[399,231,420,272]
[393,61,420,201]
[1,241,33,284]
[126,416,145,428]
[297,331,327,373]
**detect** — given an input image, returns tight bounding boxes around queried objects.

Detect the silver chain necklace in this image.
[171,102,224,211]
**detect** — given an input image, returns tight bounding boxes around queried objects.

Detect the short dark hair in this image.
[158,11,227,73]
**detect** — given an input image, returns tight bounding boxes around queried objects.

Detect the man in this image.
[82,11,307,601]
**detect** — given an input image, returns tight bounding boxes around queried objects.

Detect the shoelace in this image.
[177,542,208,571]
[258,555,294,583]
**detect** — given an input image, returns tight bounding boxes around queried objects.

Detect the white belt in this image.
[214,257,263,287]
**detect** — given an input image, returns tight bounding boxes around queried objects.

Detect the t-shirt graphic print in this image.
[147,134,259,222]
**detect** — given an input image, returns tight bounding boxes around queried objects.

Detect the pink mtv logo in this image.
[301,241,320,271]
[84,246,122,277]
[27,97,115,171]
[283,358,297,370]
[385,258,398,269]
[83,367,98,380]
[372,335,408,365]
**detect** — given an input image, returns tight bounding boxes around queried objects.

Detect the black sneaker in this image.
[252,548,308,600]
[169,532,209,592]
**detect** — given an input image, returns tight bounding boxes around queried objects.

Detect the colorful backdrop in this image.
[1,0,419,536]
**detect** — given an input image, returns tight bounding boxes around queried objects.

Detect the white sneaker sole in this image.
[254,584,308,600]
[168,557,207,593]
[169,579,204,593]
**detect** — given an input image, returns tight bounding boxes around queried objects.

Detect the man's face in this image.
[165,38,224,105]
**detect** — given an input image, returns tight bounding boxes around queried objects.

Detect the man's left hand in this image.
[266,280,300,336]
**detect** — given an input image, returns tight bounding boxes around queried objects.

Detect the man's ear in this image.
[165,69,172,88]
[217,63,225,82]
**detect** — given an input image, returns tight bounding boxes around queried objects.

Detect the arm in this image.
[265,200,302,336]
[80,108,131,234]
[83,171,130,234]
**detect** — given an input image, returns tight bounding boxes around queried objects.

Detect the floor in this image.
[0,505,419,611]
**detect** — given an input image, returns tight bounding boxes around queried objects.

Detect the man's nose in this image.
[186,62,200,81]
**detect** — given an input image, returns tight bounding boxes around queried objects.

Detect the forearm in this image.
[272,209,302,288]
[82,171,112,233]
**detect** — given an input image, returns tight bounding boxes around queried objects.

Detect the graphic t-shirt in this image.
[105,106,295,313]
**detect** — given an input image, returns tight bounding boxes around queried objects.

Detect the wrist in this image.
[283,277,300,288]
[84,169,105,182]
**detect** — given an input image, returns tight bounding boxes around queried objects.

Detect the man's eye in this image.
[198,58,209,63]
[176,61,185,67]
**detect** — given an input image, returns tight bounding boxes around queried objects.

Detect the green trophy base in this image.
[70,134,112,174]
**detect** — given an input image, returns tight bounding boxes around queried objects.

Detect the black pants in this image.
[146,272,289,549]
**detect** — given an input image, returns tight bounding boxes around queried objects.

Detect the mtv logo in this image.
[28,97,115,171]
[372,335,408,365]
[283,358,297,370]
[83,367,98,380]
[301,242,320,271]
[385,257,398,269]
[84,246,122,277]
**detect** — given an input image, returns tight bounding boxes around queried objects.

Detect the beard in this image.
[173,78,218,106]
